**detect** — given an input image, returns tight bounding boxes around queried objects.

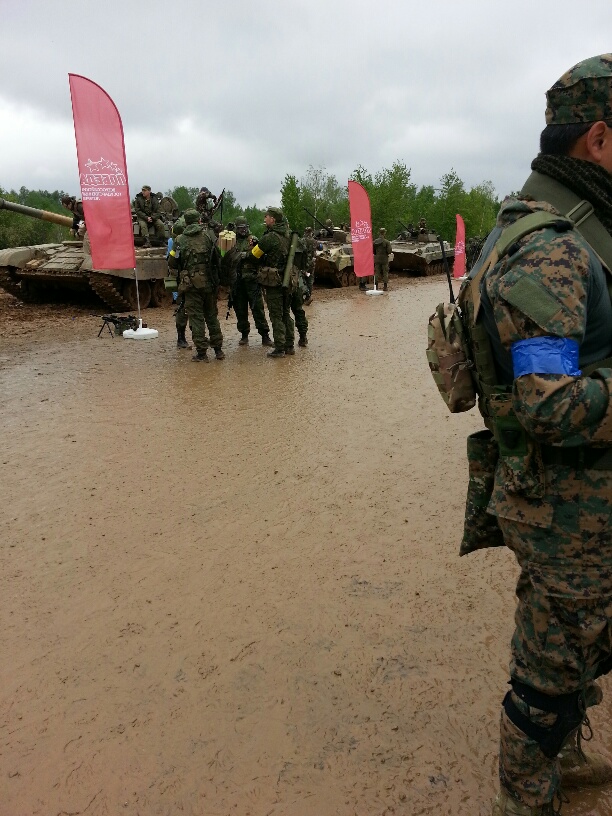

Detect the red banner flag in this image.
[69,74,136,270]
[348,181,374,279]
[454,213,466,278]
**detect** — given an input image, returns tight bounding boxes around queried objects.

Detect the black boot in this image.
[238,333,249,345]
[261,333,273,347]
[214,347,225,360]
[192,349,208,362]
[383,283,388,291]
[267,348,285,358]
[298,335,308,347]
[177,329,190,349]
[285,346,296,355]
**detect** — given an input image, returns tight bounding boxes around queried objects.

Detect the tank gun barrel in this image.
[303,206,326,230]
[0,198,74,229]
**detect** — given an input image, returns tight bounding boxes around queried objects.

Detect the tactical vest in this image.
[460,175,612,458]
[177,227,217,293]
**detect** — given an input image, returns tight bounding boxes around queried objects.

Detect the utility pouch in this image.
[460,429,505,556]
[426,302,477,413]
[257,266,282,287]
[191,264,211,291]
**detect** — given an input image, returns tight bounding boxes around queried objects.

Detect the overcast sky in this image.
[1,1,610,208]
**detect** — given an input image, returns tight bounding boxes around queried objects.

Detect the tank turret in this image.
[0,198,171,310]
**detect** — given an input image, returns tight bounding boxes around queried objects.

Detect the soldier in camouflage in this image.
[168,209,224,362]
[373,227,392,290]
[245,206,294,358]
[302,226,317,304]
[233,216,272,347]
[134,185,165,247]
[475,54,612,815]
[168,215,190,349]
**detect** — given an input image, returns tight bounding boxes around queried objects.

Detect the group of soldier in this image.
[168,199,316,362]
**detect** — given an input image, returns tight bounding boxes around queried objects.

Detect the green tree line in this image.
[281,163,500,241]
[0,166,500,250]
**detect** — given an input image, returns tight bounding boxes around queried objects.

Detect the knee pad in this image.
[503,679,585,759]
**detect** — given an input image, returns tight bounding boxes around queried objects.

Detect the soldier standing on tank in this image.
[195,187,217,219]
[244,206,294,358]
[373,227,392,291]
[302,226,317,305]
[466,54,612,815]
[134,185,165,248]
[233,216,272,347]
[168,209,224,362]
[61,195,85,236]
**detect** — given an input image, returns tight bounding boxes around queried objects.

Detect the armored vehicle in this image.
[390,228,454,276]
[312,226,357,287]
[0,199,172,311]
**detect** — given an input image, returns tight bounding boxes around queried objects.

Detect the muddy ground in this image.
[1,278,610,816]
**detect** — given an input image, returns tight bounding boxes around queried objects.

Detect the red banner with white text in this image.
[454,213,466,279]
[69,74,136,270]
[348,181,374,279]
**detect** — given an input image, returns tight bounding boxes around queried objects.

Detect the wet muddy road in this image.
[1,280,610,816]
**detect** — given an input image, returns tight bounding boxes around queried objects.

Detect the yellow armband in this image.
[251,245,264,259]
[169,249,176,257]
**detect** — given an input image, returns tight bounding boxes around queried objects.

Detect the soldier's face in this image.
[264,214,275,227]
[142,189,150,200]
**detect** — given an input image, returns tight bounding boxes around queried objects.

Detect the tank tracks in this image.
[0,268,25,298]
[88,272,132,312]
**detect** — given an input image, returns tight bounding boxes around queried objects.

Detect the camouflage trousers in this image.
[289,287,308,341]
[374,260,389,284]
[234,273,269,337]
[496,463,612,807]
[137,216,165,243]
[183,288,223,353]
[303,266,315,298]
[175,297,188,331]
[263,286,293,351]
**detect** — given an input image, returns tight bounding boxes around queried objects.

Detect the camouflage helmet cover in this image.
[234,216,248,226]
[265,206,284,224]
[546,54,612,124]
[325,219,333,227]
[183,208,200,225]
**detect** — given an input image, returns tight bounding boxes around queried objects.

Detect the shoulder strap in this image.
[463,211,569,321]
[521,171,612,274]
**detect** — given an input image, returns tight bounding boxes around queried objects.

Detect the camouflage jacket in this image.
[482,195,612,449]
[134,193,160,221]
[373,236,392,259]
[172,224,219,293]
[302,235,317,270]
[251,223,290,272]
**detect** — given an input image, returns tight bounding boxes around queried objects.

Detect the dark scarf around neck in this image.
[531,154,612,235]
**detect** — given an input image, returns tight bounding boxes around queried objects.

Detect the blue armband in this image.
[511,337,581,378]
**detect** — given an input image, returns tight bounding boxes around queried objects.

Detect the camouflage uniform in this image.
[373,228,392,287]
[233,218,271,341]
[302,227,317,302]
[247,207,293,356]
[474,55,612,813]
[134,186,165,245]
[168,210,223,358]
[170,216,189,341]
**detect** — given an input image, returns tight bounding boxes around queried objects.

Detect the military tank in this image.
[389,226,455,275]
[390,226,454,276]
[0,199,172,310]
[308,221,357,287]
